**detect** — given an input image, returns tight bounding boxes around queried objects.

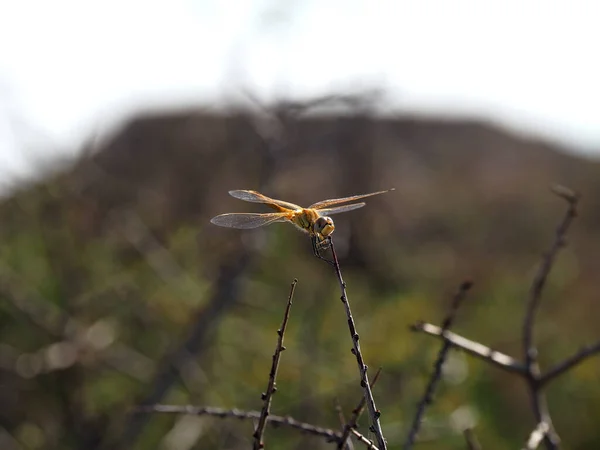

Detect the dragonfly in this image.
[210,188,394,258]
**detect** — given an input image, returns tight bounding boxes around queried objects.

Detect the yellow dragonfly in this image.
[210,188,394,256]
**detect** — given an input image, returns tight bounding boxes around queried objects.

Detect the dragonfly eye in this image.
[314,216,335,237]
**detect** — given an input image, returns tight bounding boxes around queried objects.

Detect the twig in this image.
[138,404,380,449]
[522,422,550,450]
[408,186,597,450]
[410,322,526,374]
[335,398,347,428]
[136,404,341,442]
[327,238,387,450]
[521,185,578,449]
[253,279,298,449]
[540,340,600,387]
[351,429,379,450]
[338,368,382,449]
[463,428,482,450]
[334,399,354,450]
[404,281,473,449]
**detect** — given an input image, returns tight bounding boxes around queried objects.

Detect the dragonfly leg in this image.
[312,236,334,266]
[317,237,331,251]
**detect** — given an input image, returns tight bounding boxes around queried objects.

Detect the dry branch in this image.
[410,186,595,450]
[522,422,550,450]
[351,429,380,450]
[137,404,341,442]
[326,238,387,450]
[521,186,579,449]
[338,368,382,449]
[540,340,600,386]
[137,404,380,449]
[410,323,526,374]
[253,279,298,449]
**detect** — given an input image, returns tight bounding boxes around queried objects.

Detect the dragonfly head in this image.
[314,216,335,238]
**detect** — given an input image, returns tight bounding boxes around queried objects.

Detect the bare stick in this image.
[463,428,482,450]
[522,185,579,449]
[137,404,341,442]
[351,429,379,450]
[327,238,387,450]
[404,281,473,449]
[338,368,383,449]
[540,339,600,387]
[522,422,550,450]
[334,399,354,450]
[411,322,526,374]
[253,279,298,449]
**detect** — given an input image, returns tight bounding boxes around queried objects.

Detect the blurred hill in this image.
[1,107,599,450]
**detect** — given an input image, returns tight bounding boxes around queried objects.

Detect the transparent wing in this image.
[309,188,395,209]
[317,203,366,216]
[210,213,288,229]
[229,190,302,210]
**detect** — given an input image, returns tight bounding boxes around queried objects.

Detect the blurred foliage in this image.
[1,104,600,450]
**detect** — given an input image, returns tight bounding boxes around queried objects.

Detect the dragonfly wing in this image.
[317,203,366,216]
[229,190,302,210]
[210,213,288,229]
[309,188,394,209]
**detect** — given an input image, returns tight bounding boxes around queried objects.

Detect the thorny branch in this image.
[137,405,341,442]
[521,185,579,449]
[411,186,598,450]
[351,429,379,450]
[253,279,297,449]
[404,281,473,449]
[326,238,387,450]
[334,399,353,450]
[338,368,382,450]
[136,405,378,449]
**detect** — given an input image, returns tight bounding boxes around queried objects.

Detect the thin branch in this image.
[139,404,380,450]
[338,368,382,450]
[410,322,526,374]
[253,279,298,450]
[524,185,578,357]
[137,405,341,442]
[540,340,600,386]
[404,281,473,449]
[335,398,347,428]
[334,399,354,450]
[522,422,550,450]
[351,429,379,450]
[327,238,387,450]
[463,428,482,450]
[521,185,578,450]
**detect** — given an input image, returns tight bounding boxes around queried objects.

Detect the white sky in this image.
[1,0,599,184]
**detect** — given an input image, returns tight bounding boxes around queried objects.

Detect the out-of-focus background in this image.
[1,1,599,449]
